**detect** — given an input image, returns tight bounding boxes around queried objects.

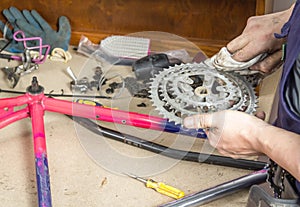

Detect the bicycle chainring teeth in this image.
[149,62,258,124]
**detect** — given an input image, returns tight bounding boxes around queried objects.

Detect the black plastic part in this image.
[0,53,14,60]
[26,76,44,94]
[132,53,171,80]
[70,116,267,170]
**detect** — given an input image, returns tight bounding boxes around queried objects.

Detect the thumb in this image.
[183,113,212,129]
[58,16,71,33]
[57,16,71,37]
[56,16,71,51]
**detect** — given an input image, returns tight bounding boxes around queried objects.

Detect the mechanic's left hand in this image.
[183,110,269,159]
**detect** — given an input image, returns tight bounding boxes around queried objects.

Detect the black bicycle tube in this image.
[70,116,267,170]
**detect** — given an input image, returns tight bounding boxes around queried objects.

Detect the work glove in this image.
[0,7,71,53]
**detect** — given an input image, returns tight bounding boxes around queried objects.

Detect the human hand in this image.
[183,110,269,159]
[225,5,294,73]
[0,7,71,53]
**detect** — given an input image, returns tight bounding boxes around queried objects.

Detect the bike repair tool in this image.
[160,169,268,207]
[0,30,50,88]
[125,173,185,199]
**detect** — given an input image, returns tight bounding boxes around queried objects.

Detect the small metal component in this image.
[93,66,103,81]
[70,77,91,93]
[67,66,91,93]
[66,66,77,82]
[124,77,149,97]
[67,66,106,93]
[105,88,114,94]
[109,82,122,90]
[1,49,39,88]
[26,76,44,94]
[137,102,147,107]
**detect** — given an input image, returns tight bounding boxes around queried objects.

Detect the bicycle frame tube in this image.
[29,94,51,207]
[43,97,206,137]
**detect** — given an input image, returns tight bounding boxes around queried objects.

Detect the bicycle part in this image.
[247,185,300,207]
[1,48,39,88]
[149,62,257,124]
[132,53,171,80]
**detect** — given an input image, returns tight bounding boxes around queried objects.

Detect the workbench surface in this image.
[0,45,280,207]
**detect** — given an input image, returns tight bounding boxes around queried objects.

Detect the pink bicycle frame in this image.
[0,77,204,207]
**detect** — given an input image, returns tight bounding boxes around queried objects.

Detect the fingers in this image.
[57,16,71,37]
[3,8,17,27]
[227,34,269,62]
[227,35,264,62]
[31,10,52,32]
[8,7,24,20]
[184,113,213,129]
[15,19,41,37]
[250,50,283,73]
[255,111,266,120]
[227,35,249,55]
[216,149,261,159]
[22,9,41,30]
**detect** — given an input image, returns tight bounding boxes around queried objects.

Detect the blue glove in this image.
[0,7,71,53]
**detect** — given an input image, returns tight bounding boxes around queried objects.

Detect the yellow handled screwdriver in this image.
[125,173,185,199]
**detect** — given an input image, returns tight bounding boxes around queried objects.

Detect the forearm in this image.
[280,3,295,23]
[258,125,300,181]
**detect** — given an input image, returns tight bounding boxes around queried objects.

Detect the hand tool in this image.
[125,173,185,199]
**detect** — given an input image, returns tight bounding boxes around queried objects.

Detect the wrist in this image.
[255,124,286,156]
[283,3,295,21]
[251,121,272,153]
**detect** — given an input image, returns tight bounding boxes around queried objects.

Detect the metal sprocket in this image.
[149,62,257,124]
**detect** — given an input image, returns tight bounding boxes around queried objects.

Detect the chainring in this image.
[149,62,257,124]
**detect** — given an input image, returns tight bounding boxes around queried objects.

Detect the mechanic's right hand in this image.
[226,4,294,73]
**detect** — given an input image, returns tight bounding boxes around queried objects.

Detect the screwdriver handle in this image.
[146,180,185,199]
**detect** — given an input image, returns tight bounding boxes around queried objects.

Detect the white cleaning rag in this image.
[208,47,267,75]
